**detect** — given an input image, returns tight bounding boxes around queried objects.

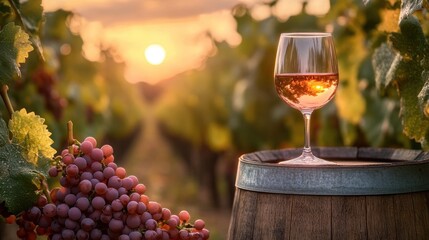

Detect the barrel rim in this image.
[235,147,429,195]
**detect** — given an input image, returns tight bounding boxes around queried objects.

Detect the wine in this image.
[275,73,339,111]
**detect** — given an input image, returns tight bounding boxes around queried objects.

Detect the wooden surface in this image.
[228,189,429,240]
[228,147,429,240]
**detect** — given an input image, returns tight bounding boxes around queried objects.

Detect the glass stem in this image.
[302,111,313,156]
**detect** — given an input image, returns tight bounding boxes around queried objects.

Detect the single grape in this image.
[80,140,94,155]
[84,136,97,148]
[121,177,134,191]
[101,144,114,157]
[134,183,146,194]
[129,192,140,202]
[126,201,138,214]
[91,148,104,162]
[105,188,119,203]
[64,218,78,230]
[90,228,102,239]
[74,157,87,170]
[91,162,103,172]
[64,194,77,206]
[80,172,93,181]
[43,203,57,218]
[140,211,152,223]
[194,219,205,230]
[111,199,123,212]
[144,230,157,240]
[68,207,82,221]
[103,166,115,179]
[115,167,126,179]
[38,215,52,228]
[179,210,190,223]
[28,206,41,221]
[119,194,130,206]
[148,201,161,215]
[66,164,79,177]
[119,234,130,240]
[108,176,122,189]
[79,179,92,194]
[129,231,142,240]
[62,228,75,240]
[80,217,95,232]
[162,208,171,220]
[108,218,124,233]
[100,213,113,224]
[76,197,90,211]
[179,229,189,239]
[126,214,141,229]
[48,167,59,177]
[107,162,118,170]
[92,196,106,210]
[136,202,146,215]
[104,155,115,164]
[56,203,69,218]
[145,218,157,230]
[76,229,89,240]
[118,187,127,196]
[201,228,210,239]
[95,182,108,195]
[62,154,74,165]
[93,171,104,182]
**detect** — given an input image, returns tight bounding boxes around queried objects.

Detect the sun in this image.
[144,44,166,65]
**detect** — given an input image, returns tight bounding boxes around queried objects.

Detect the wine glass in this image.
[274,32,339,165]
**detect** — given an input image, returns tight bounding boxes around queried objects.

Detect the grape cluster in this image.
[16,136,209,240]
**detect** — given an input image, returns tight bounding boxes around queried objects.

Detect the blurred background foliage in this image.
[1,0,428,238]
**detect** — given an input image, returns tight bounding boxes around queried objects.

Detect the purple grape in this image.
[93,171,104,182]
[64,218,78,230]
[79,179,92,194]
[108,176,122,189]
[95,182,108,195]
[91,148,104,162]
[119,234,130,240]
[76,229,89,240]
[111,199,123,212]
[80,172,93,181]
[126,201,138,214]
[43,203,57,218]
[129,231,142,240]
[92,196,106,210]
[66,164,79,177]
[91,162,103,172]
[49,167,58,177]
[121,177,134,190]
[76,197,90,211]
[62,228,75,240]
[64,194,77,206]
[144,230,157,240]
[145,218,157,230]
[81,217,95,232]
[126,214,141,229]
[80,140,94,155]
[108,218,124,233]
[68,207,82,221]
[103,166,115,179]
[74,157,87,170]
[105,188,119,202]
[90,228,102,239]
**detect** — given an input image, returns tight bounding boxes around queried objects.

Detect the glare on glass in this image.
[274,32,338,165]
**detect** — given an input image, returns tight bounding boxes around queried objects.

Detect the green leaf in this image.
[372,43,398,94]
[18,0,44,59]
[418,71,429,118]
[0,116,50,214]
[399,0,423,23]
[0,22,33,83]
[397,61,429,148]
[0,117,9,147]
[9,109,56,165]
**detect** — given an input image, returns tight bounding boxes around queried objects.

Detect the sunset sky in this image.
[41,0,330,84]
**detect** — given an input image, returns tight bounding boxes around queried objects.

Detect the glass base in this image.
[278,151,336,165]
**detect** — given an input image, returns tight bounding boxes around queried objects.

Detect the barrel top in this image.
[236,147,429,195]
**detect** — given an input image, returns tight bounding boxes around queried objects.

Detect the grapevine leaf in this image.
[399,0,423,23]
[9,109,56,165]
[372,43,397,93]
[0,139,45,214]
[0,117,9,147]
[0,22,33,83]
[18,0,44,59]
[418,71,429,118]
[397,61,429,148]
[390,15,426,60]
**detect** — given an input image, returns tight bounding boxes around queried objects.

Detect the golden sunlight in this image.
[144,44,166,65]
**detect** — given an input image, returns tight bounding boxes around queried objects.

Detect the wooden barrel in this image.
[227,147,429,240]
